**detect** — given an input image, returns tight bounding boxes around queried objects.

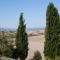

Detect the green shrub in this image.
[3,45,12,57]
[33,51,42,60]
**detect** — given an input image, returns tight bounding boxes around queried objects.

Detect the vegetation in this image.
[0,2,60,60]
[44,3,60,60]
[16,13,28,60]
[45,56,60,60]
[33,51,42,60]
[0,31,12,57]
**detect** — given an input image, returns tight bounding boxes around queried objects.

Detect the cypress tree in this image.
[16,13,28,60]
[44,3,59,59]
[57,16,60,56]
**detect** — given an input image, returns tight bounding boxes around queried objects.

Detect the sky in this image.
[0,0,60,29]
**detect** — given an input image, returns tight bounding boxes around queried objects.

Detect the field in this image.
[0,31,45,60]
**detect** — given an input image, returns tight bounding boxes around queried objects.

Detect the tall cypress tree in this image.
[16,13,28,60]
[44,3,59,59]
[57,16,60,56]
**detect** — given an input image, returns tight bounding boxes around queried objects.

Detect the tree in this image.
[44,3,59,59]
[16,13,28,60]
[56,16,60,56]
[33,51,42,60]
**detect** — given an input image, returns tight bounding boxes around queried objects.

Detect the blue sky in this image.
[0,0,60,29]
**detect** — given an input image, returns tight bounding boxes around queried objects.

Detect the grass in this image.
[45,56,60,60]
[0,56,15,60]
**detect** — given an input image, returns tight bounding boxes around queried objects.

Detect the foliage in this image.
[44,2,60,59]
[11,48,18,59]
[33,51,42,60]
[16,13,28,60]
[0,31,12,58]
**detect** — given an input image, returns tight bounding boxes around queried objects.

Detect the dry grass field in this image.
[0,31,45,60]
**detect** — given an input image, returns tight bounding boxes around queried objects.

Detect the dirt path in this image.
[27,35,45,60]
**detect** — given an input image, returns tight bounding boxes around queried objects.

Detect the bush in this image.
[33,51,42,60]
[3,45,12,57]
